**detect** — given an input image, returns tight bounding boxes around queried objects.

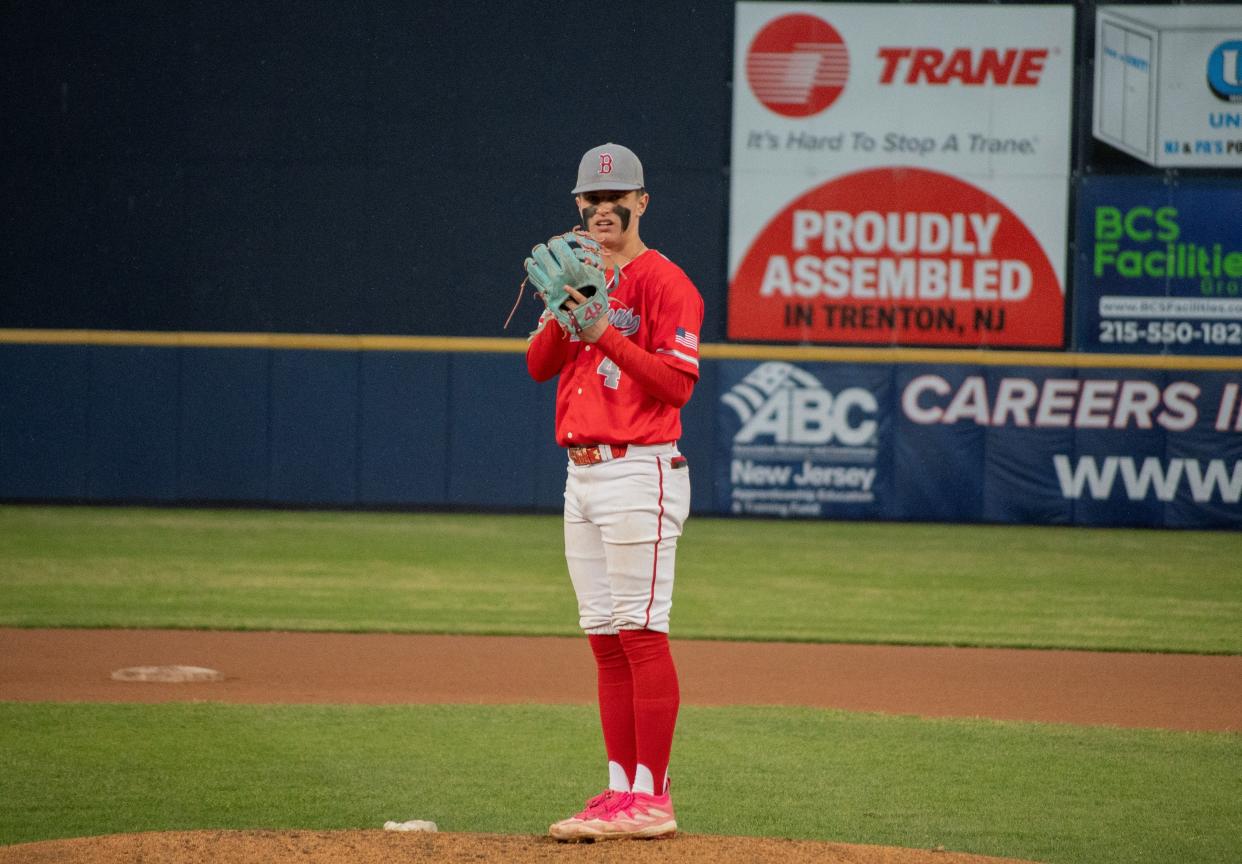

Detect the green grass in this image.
[1,504,1239,863]
[1,702,1238,864]
[1,505,1240,652]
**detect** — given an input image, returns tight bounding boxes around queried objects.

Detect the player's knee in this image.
[581,616,618,634]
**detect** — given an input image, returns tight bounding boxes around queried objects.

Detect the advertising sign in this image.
[1093,5,1242,168]
[1074,176,1242,355]
[715,358,1242,528]
[897,364,1242,528]
[716,360,890,519]
[728,2,1075,347]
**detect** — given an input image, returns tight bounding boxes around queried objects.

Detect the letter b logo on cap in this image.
[572,143,644,194]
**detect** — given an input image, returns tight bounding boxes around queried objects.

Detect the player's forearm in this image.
[596,327,695,407]
[526,317,572,381]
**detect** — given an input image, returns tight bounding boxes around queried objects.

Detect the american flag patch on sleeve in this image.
[674,327,699,351]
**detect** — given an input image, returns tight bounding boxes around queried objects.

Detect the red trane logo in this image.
[877,48,1049,86]
[746,14,849,117]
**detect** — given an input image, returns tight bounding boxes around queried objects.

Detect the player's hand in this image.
[564,285,609,343]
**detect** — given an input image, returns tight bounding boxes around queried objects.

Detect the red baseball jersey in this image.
[528,249,704,446]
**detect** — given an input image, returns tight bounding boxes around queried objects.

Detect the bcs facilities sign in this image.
[1074,176,1242,355]
[729,2,1075,347]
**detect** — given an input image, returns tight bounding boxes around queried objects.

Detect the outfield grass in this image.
[1,505,1239,652]
[2,702,1239,864]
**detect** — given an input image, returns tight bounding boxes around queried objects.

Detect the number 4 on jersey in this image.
[596,357,621,389]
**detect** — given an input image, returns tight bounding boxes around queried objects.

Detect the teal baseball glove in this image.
[523,229,609,334]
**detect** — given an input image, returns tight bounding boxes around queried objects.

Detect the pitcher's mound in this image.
[0,829,1046,864]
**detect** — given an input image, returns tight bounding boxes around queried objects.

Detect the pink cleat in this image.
[548,789,623,841]
[572,785,677,841]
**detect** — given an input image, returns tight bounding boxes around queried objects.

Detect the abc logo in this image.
[724,362,878,446]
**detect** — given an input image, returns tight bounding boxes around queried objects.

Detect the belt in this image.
[567,444,628,466]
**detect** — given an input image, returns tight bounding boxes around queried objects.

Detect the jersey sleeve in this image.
[525,314,572,382]
[648,264,705,379]
[596,327,696,407]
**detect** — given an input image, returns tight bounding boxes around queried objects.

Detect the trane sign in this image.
[877,47,1050,86]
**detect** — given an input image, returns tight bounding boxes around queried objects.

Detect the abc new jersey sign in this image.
[728,3,1074,347]
[716,360,1242,528]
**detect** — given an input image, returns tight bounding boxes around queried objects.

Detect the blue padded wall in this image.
[2,344,1237,528]
[0,345,91,499]
[86,346,179,501]
[269,350,360,505]
[358,351,451,505]
[179,348,270,501]
[447,354,552,509]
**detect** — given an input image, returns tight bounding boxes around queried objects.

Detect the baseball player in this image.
[524,143,705,841]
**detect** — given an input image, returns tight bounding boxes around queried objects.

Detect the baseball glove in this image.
[523,229,609,334]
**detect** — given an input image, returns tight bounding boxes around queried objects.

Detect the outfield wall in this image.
[2,334,1237,528]
[3,3,1240,528]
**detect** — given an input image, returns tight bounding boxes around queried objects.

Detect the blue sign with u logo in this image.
[1208,40,1242,103]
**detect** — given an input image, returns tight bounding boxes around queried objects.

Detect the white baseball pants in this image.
[563,443,691,634]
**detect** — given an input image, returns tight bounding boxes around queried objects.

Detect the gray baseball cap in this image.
[572,143,645,194]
